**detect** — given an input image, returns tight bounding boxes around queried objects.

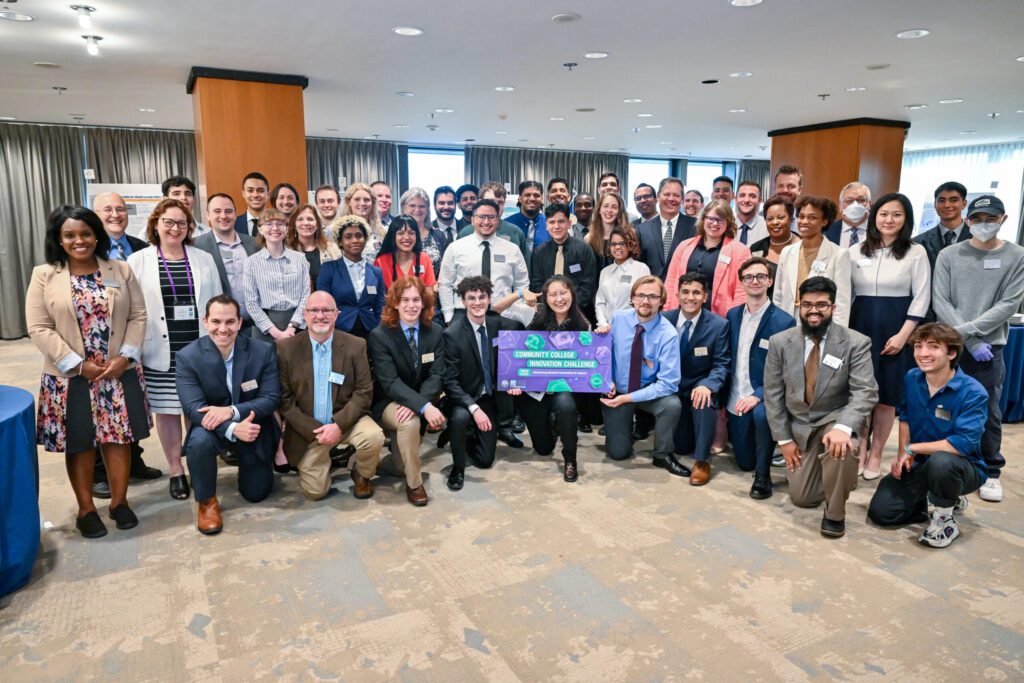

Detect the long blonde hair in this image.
[335,182,384,239]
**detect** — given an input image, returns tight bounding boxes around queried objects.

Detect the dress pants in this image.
[294,416,384,500]
[959,347,1005,478]
[674,391,718,462]
[380,402,424,488]
[602,394,681,462]
[186,424,276,503]
[867,452,984,526]
[727,403,773,476]
[449,395,499,470]
[785,422,860,522]
[518,392,578,462]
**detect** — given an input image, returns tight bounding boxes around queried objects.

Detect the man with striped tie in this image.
[636,178,696,279]
[825,181,872,247]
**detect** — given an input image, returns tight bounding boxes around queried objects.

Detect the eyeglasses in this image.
[261,220,287,229]
[634,193,655,202]
[799,301,833,312]
[740,273,770,283]
[704,216,725,225]
[306,308,337,316]
[100,207,127,215]
[475,214,498,222]
[609,241,627,248]
[633,293,662,302]
[160,218,189,229]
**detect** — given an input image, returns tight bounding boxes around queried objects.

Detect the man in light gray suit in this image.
[764,276,878,538]
[193,193,259,329]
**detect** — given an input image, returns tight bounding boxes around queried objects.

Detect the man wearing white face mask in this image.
[933,195,1024,503]
[825,182,871,247]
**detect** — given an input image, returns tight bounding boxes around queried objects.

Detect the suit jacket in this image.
[26,259,147,377]
[763,324,878,451]
[432,219,461,245]
[193,231,259,299]
[277,330,373,458]
[636,213,696,279]
[234,213,257,236]
[725,301,796,402]
[528,236,598,310]
[663,237,751,315]
[125,234,150,254]
[443,313,522,410]
[367,322,446,422]
[824,220,842,246]
[772,238,851,327]
[662,310,731,394]
[914,224,971,271]
[175,334,281,442]
[316,258,385,333]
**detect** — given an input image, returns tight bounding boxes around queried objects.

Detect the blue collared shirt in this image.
[507,212,549,251]
[107,235,134,261]
[400,321,431,414]
[223,346,241,442]
[311,335,333,424]
[898,367,988,480]
[609,309,681,403]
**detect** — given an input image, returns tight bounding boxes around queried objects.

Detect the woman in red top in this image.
[373,215,437,291]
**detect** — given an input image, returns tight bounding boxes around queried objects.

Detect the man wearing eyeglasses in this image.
[932,195,1024,503]
[276,291,385,502]
[631,184,659,227]
[726,257,795,499]
[764,276,878,538]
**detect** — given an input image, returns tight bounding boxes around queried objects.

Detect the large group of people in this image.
[25,165,1023,549]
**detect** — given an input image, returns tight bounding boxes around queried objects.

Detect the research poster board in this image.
[497,330,613,393]
[85,183,163,239]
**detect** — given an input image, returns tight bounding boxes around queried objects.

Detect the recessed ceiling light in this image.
[138,107,156,113]
[845,86,867,92]
[637,113,654,118]
[551,12,582,23]
[395,91,414,97]
[987,112,1001,118]
[364,134,381,139]
[938,98,964,104]
[465,139,475,143]
[645,124,662,129]
[0,11,36,21]
[730,0,762,6]
[701,79,719,85]
[82,35,102,56]
[575,107,596,112]
[658,141,673,145]
[729,146,738,150]
[326,128,339,132]
[392,26,423,37]
[0,116,16,121]
[33,62,60,69]
[71,5,95,30]
[622,98,642,104]
[744,155,753,158]
[393,124,409,128]
[729,108,748,113]
[959,130,977,135]
[584,52,609,59]
[139,124,154,128]
[495,130,509,134]
[1017,56,1024,62]
[896,29,930,39]
[582,136,596,140]
[729,72,753,78]
[550,116,565,121]
[517,138,528,142]
[1016,109,1024,114]
[904,104,928,110]
[866,63,891,70]
[494,86,515,92]
[434,108,454,113]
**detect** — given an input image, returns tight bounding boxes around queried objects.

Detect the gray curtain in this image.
[465,146,630,197]
[307,138,400,191]
[0,123,86,338]
[84,127,197,184]
[738,159,771,194]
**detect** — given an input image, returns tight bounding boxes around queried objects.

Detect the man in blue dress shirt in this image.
[506,180,548,254]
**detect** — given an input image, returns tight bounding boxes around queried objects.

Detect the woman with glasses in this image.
[317,215,385,339]
[846,193,930,479]
[400,187,447,279]
[243,208,311,345]
[285,203,341,288]
[586,193,633,269]
[337,183,386,262]
[748,195,798,301]
[373,215,437,291]
[270,183,299,220]
[595,226,650,333]
[128,198,221,500]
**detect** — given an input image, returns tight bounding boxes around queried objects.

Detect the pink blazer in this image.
[664,236,751,315]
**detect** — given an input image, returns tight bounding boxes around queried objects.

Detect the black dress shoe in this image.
[511,415,527,434]
[497,429,524,448]
[749,474,773,500]
[91,480,111,499]
[436,427,450,449]
[577,417,592,434]
[169,474,191,500]
[447,467,465,491]
[129,463,163,481]
[109,504,139,530]
[219,450,240,467]
[563,461,578,482]
[274,463,291,474]
[330,444,354,471]
[820,515,846,538]
[598,426,606,436]
[653,455,691,478]
[76,511,108,539]
[632,426,652,441]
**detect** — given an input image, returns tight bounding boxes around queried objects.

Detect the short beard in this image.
[800,314,832,339]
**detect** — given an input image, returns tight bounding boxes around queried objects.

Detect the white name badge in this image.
[421,352,435,363]
[935,407,952,421]
[494,254,506,263]
[759,338,770,350]
[857,258,872,269]
[241,379,259,392]
[822,354,843,369]
[693,346,708,357]
[569,263,582,274]
[619,274,632,283]
[752,250,764,257]
[720,255,732,265]
[173,305,196,320]
[328,371,345,385]
[984,259,1001,270]
[811,259,827,273]
[105,279,121,289]
[366,285,377,295]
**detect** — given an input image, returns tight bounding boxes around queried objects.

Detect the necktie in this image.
[554,244,565,275]
[849,228,860,246]
[527,219,536,252]
[481,240,491,279]
[804,337,821,405]
[251,217,258,234]
[740,224,750,245]
[407,328,419,368]
[663,218,674,261]
[680,319,693,357]
[627,323,645,393]
[447,227,456,244]
[942,230,955,248]
[112,241,127,261]
[478,324,493,394]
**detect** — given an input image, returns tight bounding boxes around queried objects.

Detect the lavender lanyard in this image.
[158,247,195,301]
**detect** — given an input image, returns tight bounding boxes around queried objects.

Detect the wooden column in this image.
[187,67,309,219]
[768,118,910,200]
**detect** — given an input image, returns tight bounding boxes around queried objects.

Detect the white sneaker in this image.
[920,512,959,548]
[979,479,1003,502]
[771,454,786,468]
[954,495,969,513]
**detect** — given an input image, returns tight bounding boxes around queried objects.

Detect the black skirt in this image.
[849,295,915,407]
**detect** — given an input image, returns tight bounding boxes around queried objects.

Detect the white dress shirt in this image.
[676,309,701,340]
[595,258,651,326]
[736,214,768,246]
[438,232,532,324]
[838,221,866,248]
[726,298,770,414]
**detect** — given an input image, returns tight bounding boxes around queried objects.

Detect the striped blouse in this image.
[243,247,311,333]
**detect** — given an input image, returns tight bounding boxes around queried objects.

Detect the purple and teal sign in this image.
[497,330,612,393]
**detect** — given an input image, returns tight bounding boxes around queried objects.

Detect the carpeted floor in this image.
[2,336,1022,681]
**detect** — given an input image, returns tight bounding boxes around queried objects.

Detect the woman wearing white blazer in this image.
[772,195,851,326]
[128,198,221,500]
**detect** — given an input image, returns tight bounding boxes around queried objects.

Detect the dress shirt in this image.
[528,236,597,308]
[657,213,681,243]
[245,212,260,235]
[311,335,333,424]
[609,309,681,403]
[838,221,866,248]
[686,241,722,307]
[435,219,459,245]
[438,232,531,323]
[215,232,249,315]
[938,222,965,244]
[676,309,701,340]
[399,320,432,414]
[107,234,134,261]
[776,330,852,446]
[243,247,311,333]
[736,214,769,246]
[595,258,651,326]
[469,319,490,413]
[344,256,365,296]
[507,212,548,251]
[223,346,241,442]
[726,299,769,413]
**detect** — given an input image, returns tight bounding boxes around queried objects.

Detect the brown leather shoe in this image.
[197,496,222,535]
[406,484,429,507]
[690,461,711,486]
[351,468,374,499]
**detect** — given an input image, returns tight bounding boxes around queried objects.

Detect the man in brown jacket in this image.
[277,291,384,501]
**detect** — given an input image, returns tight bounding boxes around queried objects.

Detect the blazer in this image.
[125,234,150,254]
[193,231,259,299]
[127,244,222,372]
[26,259,147,377]
[277,330,374,459]
[636,213,696,279]
[914,224,971,271]
[772,238,851,327]
[528,236,598,310]
[442,313,522,410]
[317,258,385,333]
[763,324,878,451]
[234,213,256,236]
[663,236,751,315]
[725,301,796,402]
[367,322,446,422]
[824,220,842,246]
[175,334,281,442]
[662,309,731,394]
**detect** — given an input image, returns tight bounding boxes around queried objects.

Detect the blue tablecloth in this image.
[0,386,39,598]
[1001,326,1024,423]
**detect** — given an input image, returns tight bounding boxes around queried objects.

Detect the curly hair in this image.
[380,276,435,328]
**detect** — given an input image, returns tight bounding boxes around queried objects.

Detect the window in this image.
[685,161,727,205]
[627,158,671,215]
[406,148,465,220]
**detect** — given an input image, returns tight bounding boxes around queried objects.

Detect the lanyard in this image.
[158,247,195,299]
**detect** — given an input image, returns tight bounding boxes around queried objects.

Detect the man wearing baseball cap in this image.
[932,195,1024,502]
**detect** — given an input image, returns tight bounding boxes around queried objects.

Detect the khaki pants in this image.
[379,402,424,488]
[297,415,384,501]
[785,422,859,522]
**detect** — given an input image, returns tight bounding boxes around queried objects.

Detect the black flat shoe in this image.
[447,468,465,491]
[169,474,191,500]
[820,515,846,538]
[91,480,111,499]
[109,504,139,530]
[750,474,773,500]
[76,511,108,538]
[577,418,592,434]
[219,450,240,467]
[497,429,524,448]
[512,416,526,434]
[564,461,578,482]
[129,464,163,481]
[274,463,291,474]
[653,455,692,478]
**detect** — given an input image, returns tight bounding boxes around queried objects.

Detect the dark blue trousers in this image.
[727,403,774,476]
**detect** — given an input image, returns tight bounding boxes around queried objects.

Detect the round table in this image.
[0,386,39,598]
[1000,326,1024,423]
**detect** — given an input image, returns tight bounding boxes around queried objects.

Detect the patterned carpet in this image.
[2,336,1022,681]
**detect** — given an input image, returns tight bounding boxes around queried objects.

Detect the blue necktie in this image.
[478,324,493,394]
[680,319,693,357]
[849,229,860,246]
[407,328,419,368]
[111,241,127,261]
[740,224,750,245]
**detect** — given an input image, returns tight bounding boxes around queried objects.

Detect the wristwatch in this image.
[903,444,914,457]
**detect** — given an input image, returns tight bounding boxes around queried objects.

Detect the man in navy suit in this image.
[636,178,696,279]
[234,171,269,236]
[825,182,872,247]
[725,257,796,499]
[663,272,731,486]
[914,181,972,269]
[176,294,281,534]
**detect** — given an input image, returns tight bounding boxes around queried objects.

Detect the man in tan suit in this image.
[764,276,878,538]
[277,291,384,501]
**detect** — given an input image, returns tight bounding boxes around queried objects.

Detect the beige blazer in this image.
[25,259,147,377]
[772,238,851,326]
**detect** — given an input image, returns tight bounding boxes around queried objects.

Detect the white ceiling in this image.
[3,0,1024,159]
